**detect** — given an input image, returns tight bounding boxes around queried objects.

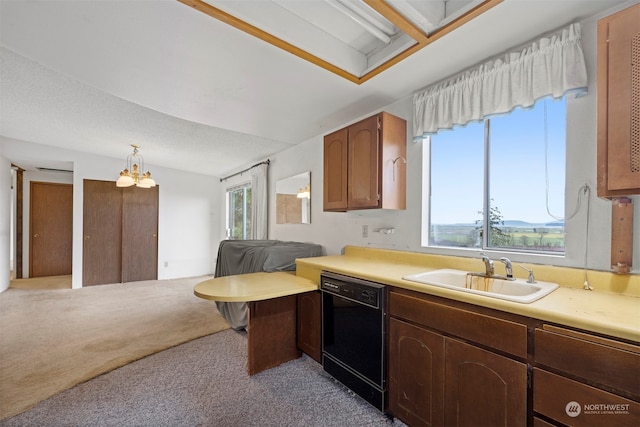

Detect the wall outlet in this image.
[164,261,169,268]
[362,225,368,238]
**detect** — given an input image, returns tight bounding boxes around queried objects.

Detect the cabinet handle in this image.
[392,156,406,181]
[84,235,90,240]
[33,233,40,238]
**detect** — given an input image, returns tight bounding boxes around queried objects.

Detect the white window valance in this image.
[413,23,587,139]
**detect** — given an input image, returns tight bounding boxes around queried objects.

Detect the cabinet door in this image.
[388,318,445,427]
[348,115,380,209]
[597,3,640,196]
[296,291,321,363]
[323,127,348,211]
[445,339,527,427]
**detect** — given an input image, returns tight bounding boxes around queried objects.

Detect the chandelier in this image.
[116,144,156,188]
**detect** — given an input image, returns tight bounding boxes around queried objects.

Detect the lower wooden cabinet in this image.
[388,290,530,427]
[445,339,527,427]
[534,368,640,427]
[533,324,640,426]
[296,291,321,363]
[388,318,445,427]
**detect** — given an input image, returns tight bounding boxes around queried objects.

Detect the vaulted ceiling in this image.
[0,0,629,177]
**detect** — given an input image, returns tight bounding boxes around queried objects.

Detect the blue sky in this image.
[429,97,566,225]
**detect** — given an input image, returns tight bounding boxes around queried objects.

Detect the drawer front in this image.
[389,291,528,358]
[535,327,640,397]
[534,368,640,427]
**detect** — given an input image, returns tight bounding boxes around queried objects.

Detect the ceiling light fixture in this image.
[116,144,156,188]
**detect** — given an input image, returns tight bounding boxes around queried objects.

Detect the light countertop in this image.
[194,271,317,302]
[295,247,640,343]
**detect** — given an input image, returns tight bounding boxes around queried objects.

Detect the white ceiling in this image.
[0,0,629,177]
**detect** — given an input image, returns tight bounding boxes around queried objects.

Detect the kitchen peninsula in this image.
[194,271,317,375]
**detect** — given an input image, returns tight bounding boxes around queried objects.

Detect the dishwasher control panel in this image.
[320,272,385,309]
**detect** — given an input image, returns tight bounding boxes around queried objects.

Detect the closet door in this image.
[122,185,158,282]
[83,180,122,286]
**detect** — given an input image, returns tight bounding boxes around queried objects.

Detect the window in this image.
[425,97,566,254]
[226,183,252,240]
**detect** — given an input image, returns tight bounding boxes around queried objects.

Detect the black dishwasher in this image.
[321,271,386,411]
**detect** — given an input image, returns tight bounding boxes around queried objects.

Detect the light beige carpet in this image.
[0,276,230,420]
[9,274,72,290]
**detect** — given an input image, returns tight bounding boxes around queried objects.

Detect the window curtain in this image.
[250,162,269,239]
[413,23,587,139]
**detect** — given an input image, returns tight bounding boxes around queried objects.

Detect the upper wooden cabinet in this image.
[597,3,640,197]
[323,112,407,211]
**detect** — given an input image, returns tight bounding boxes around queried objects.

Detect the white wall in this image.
[0,155,11,292]
[0,137,221,290]
[267,3,640,273]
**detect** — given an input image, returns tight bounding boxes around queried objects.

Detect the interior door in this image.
[29,182,73,277]
[121,185,158,282]
[83,180,122,286]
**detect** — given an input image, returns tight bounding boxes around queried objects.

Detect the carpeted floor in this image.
[0,329,405,427]
[9,275,72,290]
[0,276,230,420]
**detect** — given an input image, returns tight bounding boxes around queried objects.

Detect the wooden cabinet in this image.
[388,289,530,427]
[533,324,640,426]
[445,339,527,427]
[323,112,406,211]
[388,317,445,427]
[597,3,640,197]
[296,290,321,363]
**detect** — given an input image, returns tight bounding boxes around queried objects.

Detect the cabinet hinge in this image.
[527,365,532,389]
[377,118,381,130]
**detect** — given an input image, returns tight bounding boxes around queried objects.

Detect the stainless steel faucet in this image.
[479,253,494,277]
[499,257,513,279]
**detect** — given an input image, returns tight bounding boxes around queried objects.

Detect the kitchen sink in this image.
[402,269,559,303]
